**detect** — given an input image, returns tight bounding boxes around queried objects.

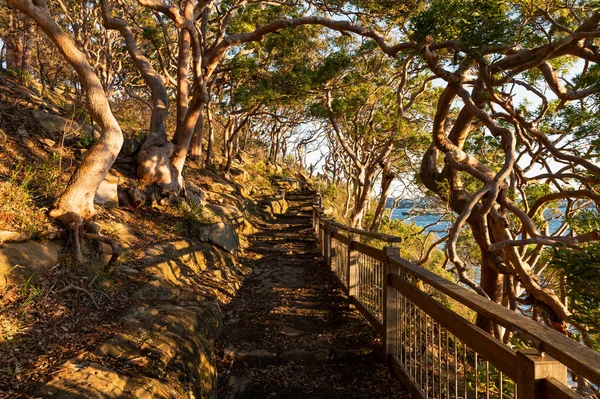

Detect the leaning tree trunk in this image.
[10,0,123,225]
[170,86,207,185]
[370,167,395,232]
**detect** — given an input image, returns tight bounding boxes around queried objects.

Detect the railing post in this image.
[323,222,331,265]
[384,246,401,359]
[329,228,337,271]
[516,349,567,399]
[348,236,359,299]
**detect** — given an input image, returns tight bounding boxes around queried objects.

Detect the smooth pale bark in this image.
[171,86,207,182]
[370,167,394,232]
[99,0,177,191]
[10,0,123,224]
[205,103,215,167]
[189,115,204,165]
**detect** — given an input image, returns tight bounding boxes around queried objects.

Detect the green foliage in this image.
[410,0,514,50]
[20,274,41,309]
[76,132,97,149]
[0,179,49,238]
[6,67,32,83]
[549,242,600,340]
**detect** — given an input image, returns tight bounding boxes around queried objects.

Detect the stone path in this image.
[215,193,406,398]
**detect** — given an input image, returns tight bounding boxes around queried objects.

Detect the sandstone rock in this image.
[230,166,249,180]
[0,241,60,289]
[197,222,239,254]
[206,203,243,225]
[108,208,134,222]
[120,137,141,157]
[38,138,56,147]
[94,172,119,208]
[187,191,206,208]
[129,187,146,208]
[32,109,94,138]
[36,361,127,399]
[0,231,31,242]
[96,221,138,248]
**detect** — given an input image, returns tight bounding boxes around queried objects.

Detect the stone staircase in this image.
[215,191,405,398]
[285,190,317,217]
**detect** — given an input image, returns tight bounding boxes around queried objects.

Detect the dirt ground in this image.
[215,213,406,398]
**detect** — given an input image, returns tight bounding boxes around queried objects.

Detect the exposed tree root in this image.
[55,284,99,309]
[68,222,123,272]
[84,233,123,272]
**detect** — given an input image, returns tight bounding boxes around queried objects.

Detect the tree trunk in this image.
[189,114,204,165]
[170,86,207,184]
[175,30,190,130]
[370,167,394,232]
[205,104,214,168]
[9,0,123,224]
[21,22,33,72]
[99,0,176,192]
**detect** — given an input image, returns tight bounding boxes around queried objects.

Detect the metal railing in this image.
[313,205,600,399]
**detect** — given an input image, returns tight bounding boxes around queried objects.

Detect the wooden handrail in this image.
[389,255,600,387]
[390,273,518,380]
[322,218,402,242]
[313,211,600,397]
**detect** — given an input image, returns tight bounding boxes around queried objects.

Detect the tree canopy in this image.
[2,0,600,388]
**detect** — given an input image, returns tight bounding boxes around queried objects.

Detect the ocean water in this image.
[390,208,565,236]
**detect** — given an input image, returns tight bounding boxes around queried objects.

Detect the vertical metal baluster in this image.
[485,361,489,399]
[370,257,373,311]
[408,302,415,377]
[446,330,450,398]
[401,295,408,369]
[369,257,373,314]
[420,308,423,390]
[438,326,442,398]
[360,254,364,303]
[499,371,503,399]
[413,303,417,380]
[425,314,429,398]
[380,261,383,319]
[463,343,467,399]
[454,338,458,399]
[394,293,402,359]
[475,352,478,399]
[411,302,415,379]
[432,322,436,398]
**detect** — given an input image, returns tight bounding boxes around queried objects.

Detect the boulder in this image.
[96,221,138,248]
[94,172,119,208]
[229,166,249,181]
[197,222,239,254]
[206,203,243,225]
[129,187,147,208]
[0,241,61,289]
[119,137,141,157]
[32,109,94,138]
[38,138,56,147]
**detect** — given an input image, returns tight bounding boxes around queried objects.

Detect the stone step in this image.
[249,236,315,243]
[285,195,317,201]
[223,347,376,365]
